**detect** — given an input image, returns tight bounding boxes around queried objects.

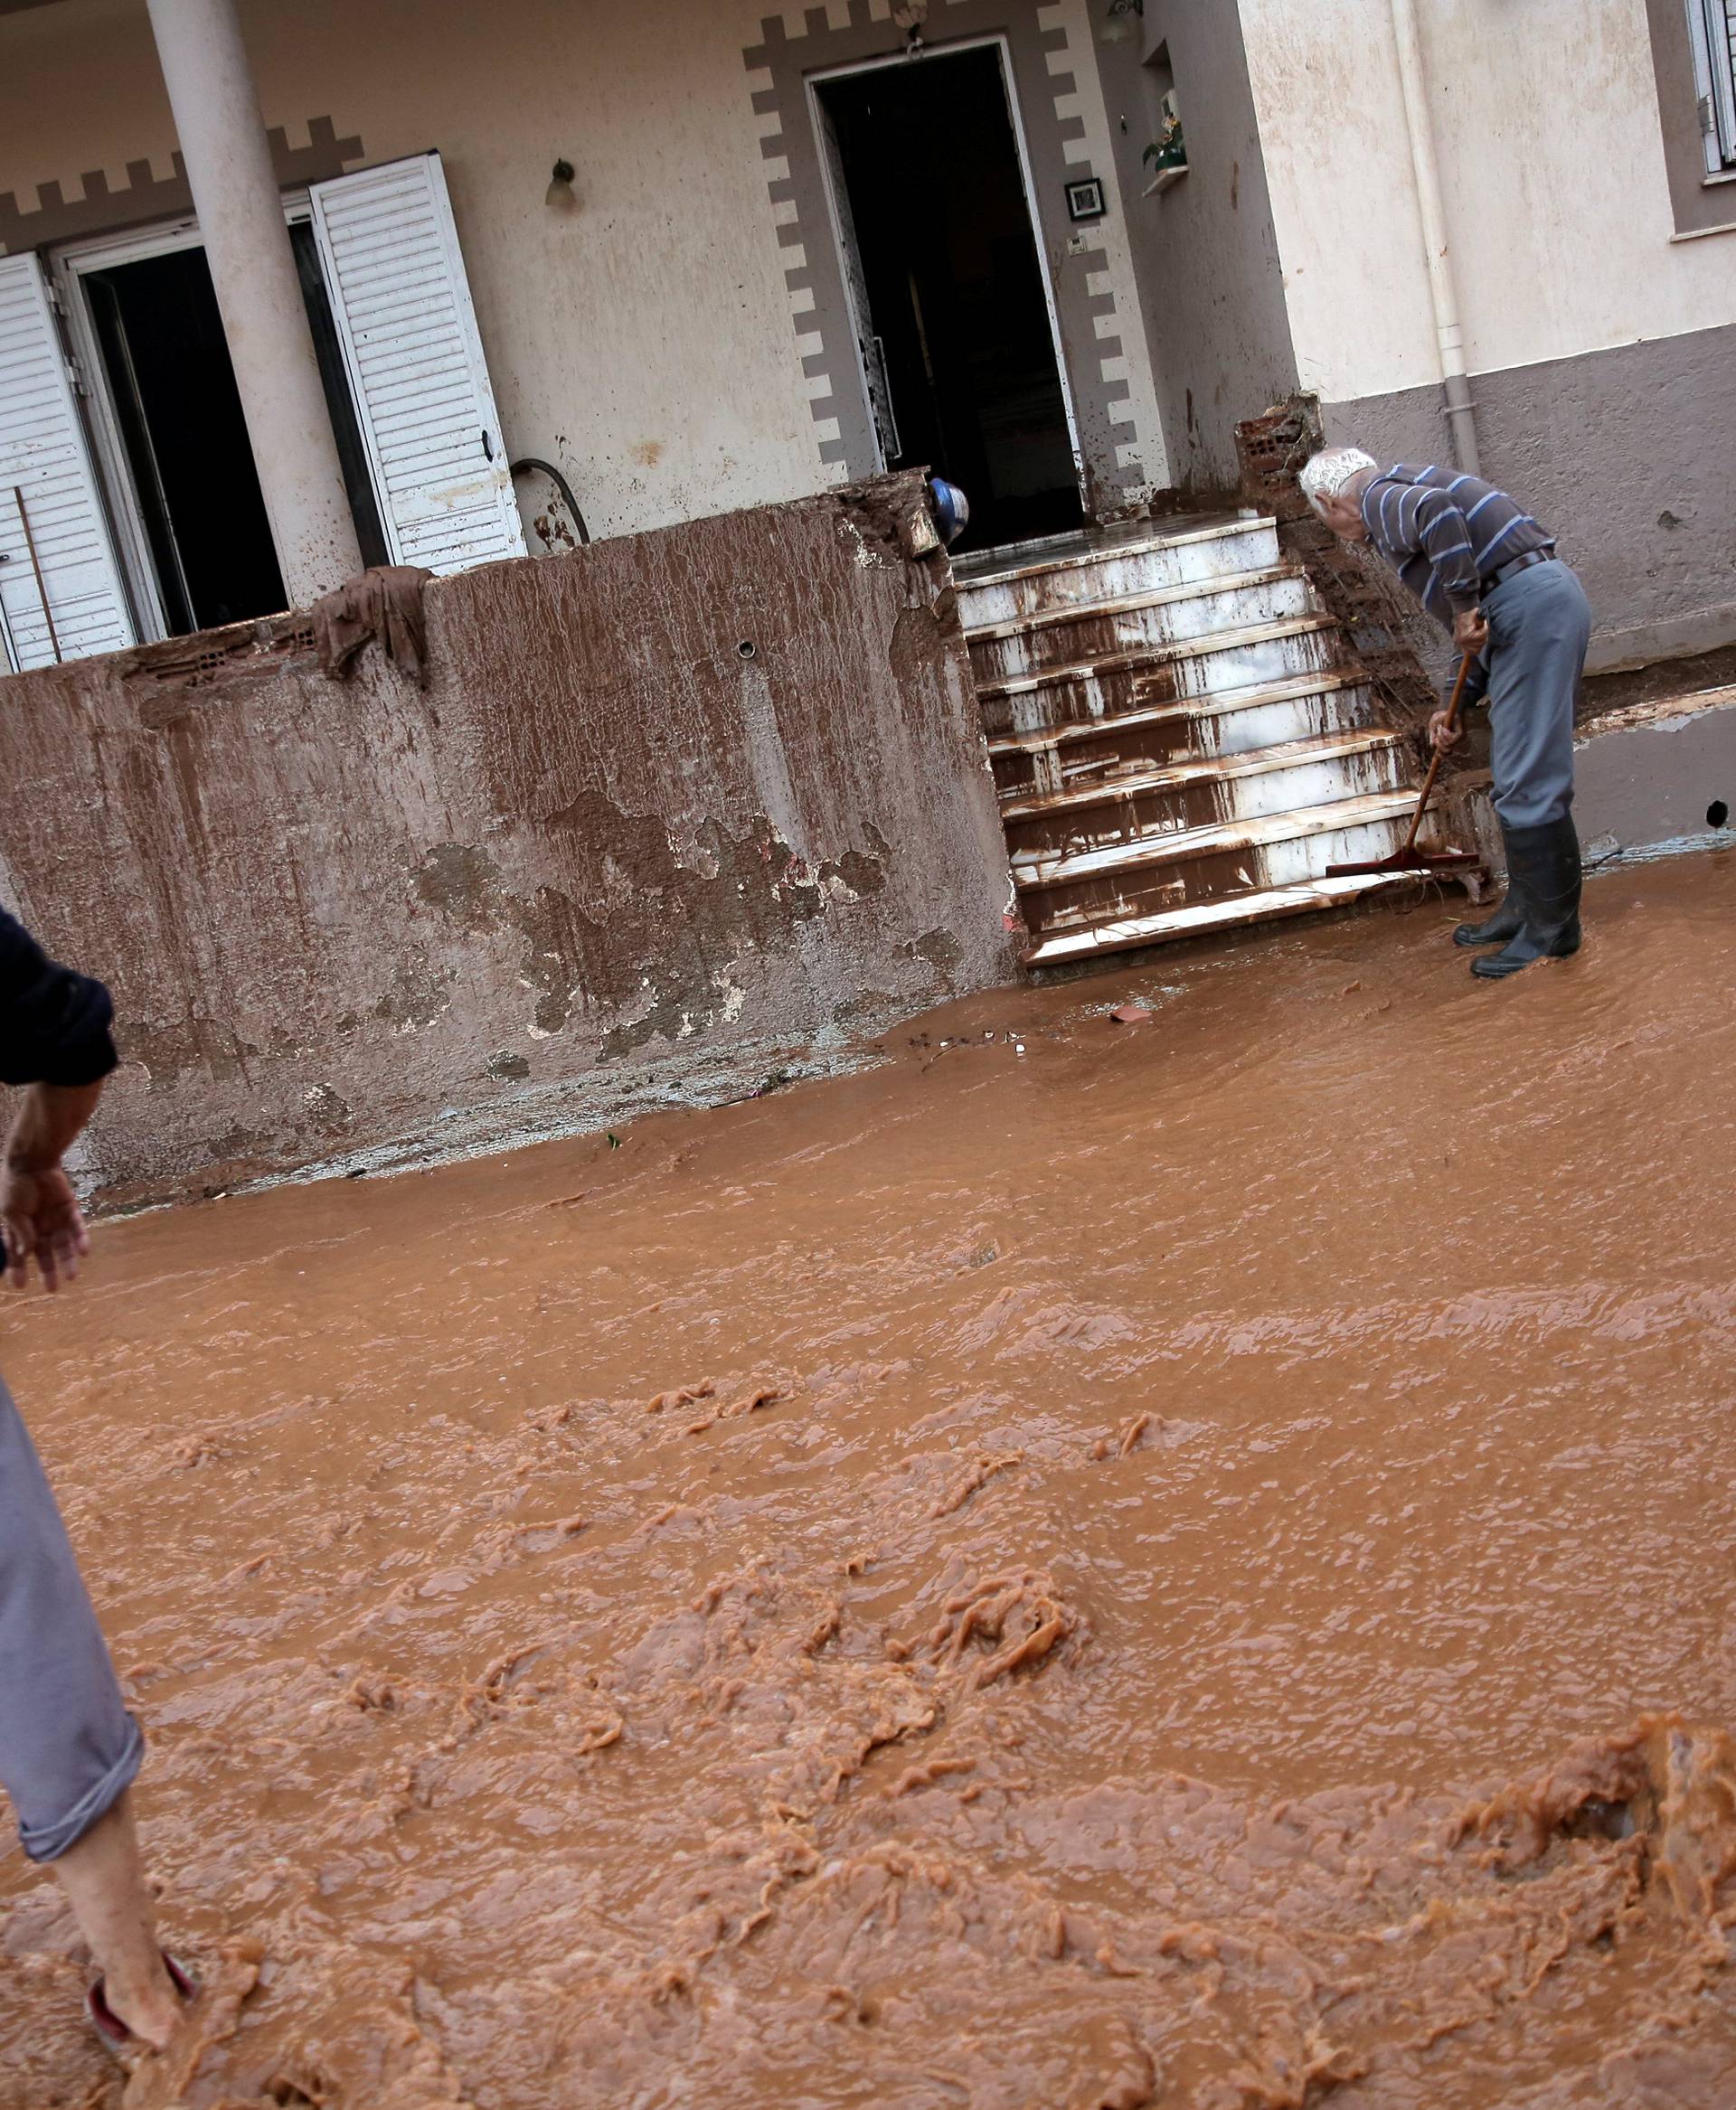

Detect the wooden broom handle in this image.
[1401,651,1474,853]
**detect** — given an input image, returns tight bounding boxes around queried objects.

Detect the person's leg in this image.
[1473,564,1590,980]
[0,1377,183,2047]
[1485,562,1586,834]
[48,1790,182,2048]
[1453,652,1527,946]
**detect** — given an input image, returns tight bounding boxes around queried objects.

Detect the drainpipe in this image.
[144,0,363,606]
[1387,0,1480,475]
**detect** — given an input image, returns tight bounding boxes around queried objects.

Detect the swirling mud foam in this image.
[3,854,1735,2105]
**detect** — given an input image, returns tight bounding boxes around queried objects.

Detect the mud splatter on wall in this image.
[0,472,1016,1205]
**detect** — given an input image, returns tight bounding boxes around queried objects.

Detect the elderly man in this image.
[1297,449,1591,981]
[1,904,190,2053]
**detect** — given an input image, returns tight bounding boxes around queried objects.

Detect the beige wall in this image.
[0,0,1167,543]
[0,0,842,540]
[1240,0,1736,404]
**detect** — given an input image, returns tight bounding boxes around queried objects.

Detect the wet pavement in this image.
[2,852,1734,2107]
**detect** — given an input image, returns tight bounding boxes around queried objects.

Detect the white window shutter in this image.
[308,152,525,574]
[0,253,135,671]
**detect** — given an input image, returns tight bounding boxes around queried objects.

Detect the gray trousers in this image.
[1481,558,1592,830]
[0,1374,141,1861]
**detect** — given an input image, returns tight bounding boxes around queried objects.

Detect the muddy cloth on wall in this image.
[312,565,435,687]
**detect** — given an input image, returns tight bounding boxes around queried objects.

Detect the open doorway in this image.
[815,43,1083,554]
[72,226,386,637]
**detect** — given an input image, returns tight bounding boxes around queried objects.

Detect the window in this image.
[2,151,523,671]
[1644,0,1736,235]
[1688,0,1736,170]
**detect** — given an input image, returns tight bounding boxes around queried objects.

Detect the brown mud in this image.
[4,854,1736,2108]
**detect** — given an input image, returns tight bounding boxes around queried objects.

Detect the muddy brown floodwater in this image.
[3,855,1736,2109]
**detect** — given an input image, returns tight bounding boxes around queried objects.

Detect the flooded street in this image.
[3,853,1735,2108]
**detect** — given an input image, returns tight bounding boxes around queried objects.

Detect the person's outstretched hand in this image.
[0,1159,90,1292]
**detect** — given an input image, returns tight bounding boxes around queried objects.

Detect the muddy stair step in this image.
[1015,787,1450,934]
[997,727,1410,861]
[954,513,1280,629]
[1022,871,1429,968]
[975,613,1348,739]
[965,564,1315,683]
[986,667,1382,797]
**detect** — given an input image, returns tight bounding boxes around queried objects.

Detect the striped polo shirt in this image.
[1360,465,1555,628]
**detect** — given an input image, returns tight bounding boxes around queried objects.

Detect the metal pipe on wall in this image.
[1387,0,1481,475]
[144,0,363,607]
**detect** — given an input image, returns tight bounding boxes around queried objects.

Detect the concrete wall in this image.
[1239,0,1736,664]
[1324,324,1736,675]
[1575,687,1736,862]
[1090,2,1297,492]
[0,473,1019,1206]
[0,0,1166,548]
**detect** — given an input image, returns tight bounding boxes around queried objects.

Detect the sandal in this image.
[86,1950,196,2055]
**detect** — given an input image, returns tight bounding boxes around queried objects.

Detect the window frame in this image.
[1646,0,1736,238]
[51,200,317,643]
[1687,0,1736,170]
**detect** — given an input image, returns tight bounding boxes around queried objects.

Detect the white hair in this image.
[1297,447,1378,517]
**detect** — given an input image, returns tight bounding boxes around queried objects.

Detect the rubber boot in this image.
[1452,881,1526,948]
[1471,815,1582,980]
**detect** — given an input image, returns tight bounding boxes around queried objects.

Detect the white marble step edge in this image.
[1024,871,1425,966]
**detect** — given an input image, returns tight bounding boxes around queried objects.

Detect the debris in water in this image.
[1110,1003,1153,1025]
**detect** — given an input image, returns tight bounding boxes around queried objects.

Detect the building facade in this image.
[1,0,1732,677]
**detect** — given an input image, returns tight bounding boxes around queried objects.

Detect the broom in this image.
[1326,651,1481,877]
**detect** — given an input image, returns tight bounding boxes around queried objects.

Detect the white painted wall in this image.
[0,0,1169,541]
[1239,0,1736,402]
[0,0,836,541]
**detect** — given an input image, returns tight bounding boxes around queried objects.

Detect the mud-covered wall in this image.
[0,473,1018,1206]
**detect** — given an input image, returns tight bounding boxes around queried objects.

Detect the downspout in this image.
[1387,0,1481,474]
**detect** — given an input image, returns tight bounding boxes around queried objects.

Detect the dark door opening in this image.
[817,46,1082,554]
[82,230,386,637]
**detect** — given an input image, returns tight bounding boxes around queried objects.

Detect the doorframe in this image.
[51,195,314,644]
[805,34,1085,500]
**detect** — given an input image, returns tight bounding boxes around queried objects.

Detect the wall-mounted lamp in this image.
[892,2,927,50]
[1099,0,1143,45]
[544,158,578,212]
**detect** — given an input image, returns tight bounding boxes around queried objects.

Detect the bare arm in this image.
[2,1080,104,1292]
[0,905,118,1293]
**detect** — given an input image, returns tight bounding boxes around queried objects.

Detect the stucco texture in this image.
[1240,0,1736,408]
[0,0,837,542]
[1324,320,1736,672]
[1091,0,1297,491]
[0,474,1018,1205]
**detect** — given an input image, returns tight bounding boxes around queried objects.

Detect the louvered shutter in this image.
[308,152,524,574]
[0,253,135,671]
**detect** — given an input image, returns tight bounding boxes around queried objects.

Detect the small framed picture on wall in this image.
[1065,176,1107,221]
